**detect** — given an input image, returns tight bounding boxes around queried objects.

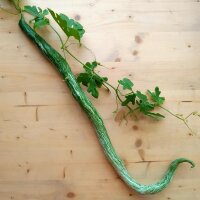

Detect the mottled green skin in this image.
[19,16,195,194]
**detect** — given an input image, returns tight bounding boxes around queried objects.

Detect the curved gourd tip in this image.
[128,158,195,194]
[172,158,195,168]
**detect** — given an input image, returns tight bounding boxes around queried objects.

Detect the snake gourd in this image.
[18,16,195,194]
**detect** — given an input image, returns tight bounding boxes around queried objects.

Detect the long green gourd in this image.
[18,16,194,194]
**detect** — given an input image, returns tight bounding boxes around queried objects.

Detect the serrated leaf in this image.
[87,79,99,98]
[23,6,49,29]
[122,93,136,106]
[118,78,133,90]
[135,91,165,119]
[43,9,49,16]
[34,18,49,29]
[94,74,108,88]
[60,14,85,39]
[77,72,107,98]
[136,91,154,114]
[84,61,98,73]
[48,8,85,42]
[136,91,148,102]
[77,73,90,86]
[139,102,154,114]
[24,6,39,16]
[77,60,108,98]
[147,86,165,106]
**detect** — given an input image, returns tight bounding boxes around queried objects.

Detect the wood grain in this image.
[0,0,200,199]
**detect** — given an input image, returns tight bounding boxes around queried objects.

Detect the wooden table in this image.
[0,0,200,199]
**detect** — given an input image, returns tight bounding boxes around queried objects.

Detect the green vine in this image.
[6,3,199,134]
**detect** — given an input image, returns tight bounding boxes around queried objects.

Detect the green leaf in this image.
[136,91,154,114]
[136,91,148,102]
[34,18,49,29]
[77,60,108,98]
[43,9,49,16]
[24,6,39,17]
[48,8,85,42]
[93,74,108,88]
[135,91,165,119]
[82,61,107,87]
[23,6,49,29]
[83,61,98,73]
[122,93,136,106]
[77,73,90,86]
[77,72,107,98]
[147,87,165,106]
[118,78,133,90]
[87,79,99,98]
[138,101,154,114]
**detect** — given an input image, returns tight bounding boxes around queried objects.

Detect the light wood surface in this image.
[0,0,200,199]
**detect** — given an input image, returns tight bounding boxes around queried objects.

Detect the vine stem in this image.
[104,82,133,112]
[125,107,140,118]
[104,82,122,101]
[102,83,110,92]
[81,43,97,61]
[52,30,197,132]
[64,48,85,66]
[185,112,194,120]
[64,42,98,63]
[49,24,67,59]
[159,106,194,134]
[183,120,194,134]
[159,106,183,120]
[61,37,69,49]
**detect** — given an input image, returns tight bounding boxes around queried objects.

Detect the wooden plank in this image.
[0,0,200,199]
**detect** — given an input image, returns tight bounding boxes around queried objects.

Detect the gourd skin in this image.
[19,16,195,194]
